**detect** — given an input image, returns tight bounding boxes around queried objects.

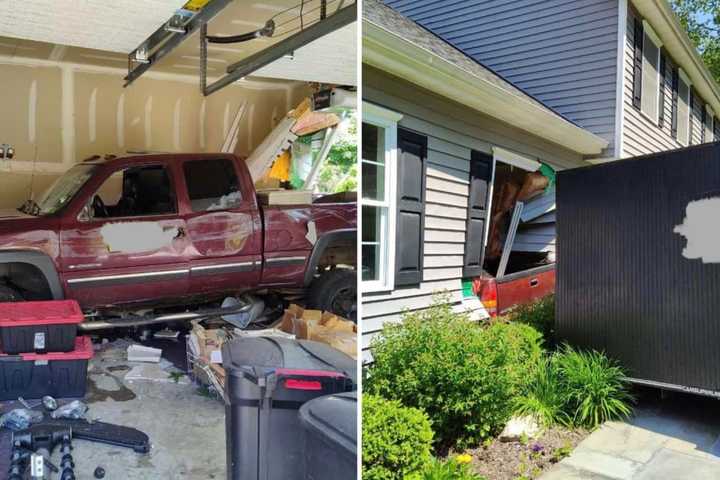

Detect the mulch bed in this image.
[460,427,588,480]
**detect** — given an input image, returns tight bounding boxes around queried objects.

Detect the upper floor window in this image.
[677,69,691,146]
[640,22,663,123]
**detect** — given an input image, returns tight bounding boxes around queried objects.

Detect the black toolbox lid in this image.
[299,392,357,455]
[222,337,357,385]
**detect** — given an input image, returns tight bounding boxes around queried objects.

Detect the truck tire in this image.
[307,269,356,321]
[0,284,24,302]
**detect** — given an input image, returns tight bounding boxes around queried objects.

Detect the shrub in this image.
[508,295,555,348]
[417,457,486,480]
[554,346,634,429]
[514,357,570,427]
[367,296,543,448]
[362,395,433,480]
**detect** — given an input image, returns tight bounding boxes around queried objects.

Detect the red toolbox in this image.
[0,336,93,400]
[0,300,83,353]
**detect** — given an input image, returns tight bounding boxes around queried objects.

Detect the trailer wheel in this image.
[307,269,356,322]
[0,284,24,302]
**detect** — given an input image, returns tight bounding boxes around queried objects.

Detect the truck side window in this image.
[183,158,242,212]
[90,165,176,219]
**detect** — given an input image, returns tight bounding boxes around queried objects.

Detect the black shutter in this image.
[689,88,695,144]
[463,151,494,278]
[714,115,720,142]
[395,129,426,286]
[701,104,707,143]
[633,18,644,110]
[658,52,666,127]
[671,67,679,139]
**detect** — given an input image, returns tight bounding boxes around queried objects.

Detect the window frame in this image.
[640,21,663,124]
[705,105,714,143]
[182,157,244,213]
[361,102,402,293]
[80,162,178,223]
[678,68,692,147]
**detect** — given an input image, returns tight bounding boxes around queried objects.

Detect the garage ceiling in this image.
[0,0,186,53]
[0,0,357,86]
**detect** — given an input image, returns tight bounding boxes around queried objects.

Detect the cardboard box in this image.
[277,304,357,358]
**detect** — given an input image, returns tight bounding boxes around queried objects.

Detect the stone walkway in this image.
[541,391,720,479]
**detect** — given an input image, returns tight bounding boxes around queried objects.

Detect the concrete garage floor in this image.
[0,339,228,479]
[75,339,227,479]
[541,389,720,479]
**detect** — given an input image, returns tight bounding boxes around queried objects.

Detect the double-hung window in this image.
[640,21,663,123]
[361,103,402,292]
[677,69,691,146]
[705,105,714,143]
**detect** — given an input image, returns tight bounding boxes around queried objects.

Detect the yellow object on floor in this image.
[268,149,291,181]
[183,0,211,11]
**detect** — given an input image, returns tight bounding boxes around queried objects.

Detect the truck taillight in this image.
[473,276,497,318]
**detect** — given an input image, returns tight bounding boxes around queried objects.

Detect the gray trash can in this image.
[222,336,356,480]
[299,391,357,480]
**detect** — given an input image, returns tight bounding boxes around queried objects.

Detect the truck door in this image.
[59,162,190,307]
[179,157,262,295]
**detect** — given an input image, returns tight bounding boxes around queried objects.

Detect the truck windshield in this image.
[34,164,97,215]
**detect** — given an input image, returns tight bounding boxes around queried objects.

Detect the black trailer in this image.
[556,142,720,397]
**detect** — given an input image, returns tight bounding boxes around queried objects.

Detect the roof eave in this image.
[633,0,720,114]
[362,20,608,156]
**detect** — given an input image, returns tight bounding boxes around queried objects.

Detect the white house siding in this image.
[623,6,708,157]
[361,66,586,361]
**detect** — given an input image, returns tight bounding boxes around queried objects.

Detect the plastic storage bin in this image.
[222,336,356,480]
[0,300,83,353]
[299,391,357,480]
[0,336,93,400]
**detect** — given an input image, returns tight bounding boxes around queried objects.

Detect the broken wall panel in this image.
[0,57,309,209]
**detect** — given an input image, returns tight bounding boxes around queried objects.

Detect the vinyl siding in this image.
[362,66,586,361]
[622,6,709,157]
[384,0,620,158]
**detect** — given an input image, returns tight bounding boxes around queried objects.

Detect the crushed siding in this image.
[362,66,586,361]
[384,0,619,158]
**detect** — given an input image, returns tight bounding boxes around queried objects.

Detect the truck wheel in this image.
[307,269,356,321]
[0,285,24,302]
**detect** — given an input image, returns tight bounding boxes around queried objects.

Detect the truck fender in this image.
[303,229,356,287]
[0,250,64,300]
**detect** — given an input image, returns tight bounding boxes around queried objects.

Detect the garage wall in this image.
[0,56,311,209]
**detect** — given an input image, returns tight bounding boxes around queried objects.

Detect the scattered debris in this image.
[125,364,189,385]
[153,329,180,340]
[278,304,357,358]
[127,344,162,363]
[42,396,58,411]
[50,400,88,420]
[0,409,43,431]
[94,466,106,479]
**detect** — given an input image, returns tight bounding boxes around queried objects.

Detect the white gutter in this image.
[633,0,720,115]
[363,21,608,156]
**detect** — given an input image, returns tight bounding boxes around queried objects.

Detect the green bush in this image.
[554,346,634,429]
[514,356,570,427]
[417,457,486,480]
[362,395,433,480]
[515,345,633,429]
[367,296,543,448]
[508,295,555,348]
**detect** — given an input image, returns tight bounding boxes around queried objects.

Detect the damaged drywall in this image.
[674,197,720,263]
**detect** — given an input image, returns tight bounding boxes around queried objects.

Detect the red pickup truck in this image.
[0,153,356,320]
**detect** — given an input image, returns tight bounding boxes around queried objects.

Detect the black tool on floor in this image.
[7,424,76,480]
[41,418,150,454]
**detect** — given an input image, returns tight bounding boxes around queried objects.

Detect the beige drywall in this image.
[0,56,311,209]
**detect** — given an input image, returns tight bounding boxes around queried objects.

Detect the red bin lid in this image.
[4,336,95,361]
[0,300,84,326]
